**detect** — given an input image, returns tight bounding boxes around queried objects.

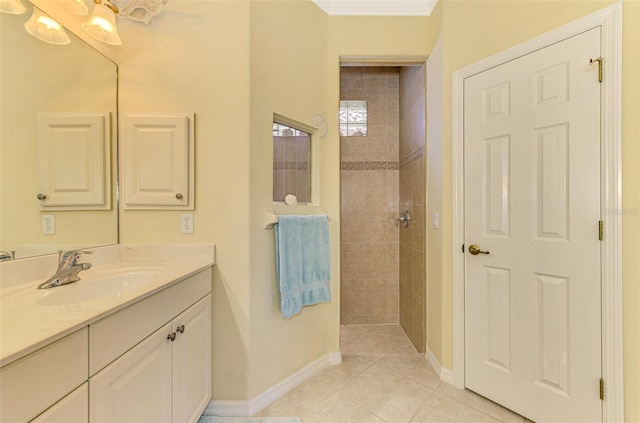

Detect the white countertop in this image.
[0,244,214,367]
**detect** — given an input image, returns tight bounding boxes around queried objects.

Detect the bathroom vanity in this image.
[0,245,214,423]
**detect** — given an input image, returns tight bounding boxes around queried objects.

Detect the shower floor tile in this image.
[256,324,528,423]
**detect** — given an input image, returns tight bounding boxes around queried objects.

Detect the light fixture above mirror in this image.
[24,7,70,45]
[0,0,26,14]
[61,0,89,16]
[82,0,121,45]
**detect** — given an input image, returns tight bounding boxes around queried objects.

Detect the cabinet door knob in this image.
[177,325,185,334]
[37,194,47,200]
[167,332,177,341]
[175,193,183,200]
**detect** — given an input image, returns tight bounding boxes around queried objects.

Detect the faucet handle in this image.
[59,249,94,266]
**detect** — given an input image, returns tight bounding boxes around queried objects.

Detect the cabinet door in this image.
[122,113,194,210]
[31,383,88,423]
[90,323,173,423]
[172,295,211,423]
[36,113,111,210]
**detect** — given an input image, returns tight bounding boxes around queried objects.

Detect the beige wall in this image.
[248,0,340,399]
[428,0,640,419]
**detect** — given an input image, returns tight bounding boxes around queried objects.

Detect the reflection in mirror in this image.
[272,122,311,204]
[0,3,118,260]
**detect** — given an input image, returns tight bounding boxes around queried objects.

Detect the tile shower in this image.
[340,65,426,352]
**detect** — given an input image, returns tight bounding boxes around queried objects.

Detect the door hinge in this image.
[600,378,605,400]
[599,220,604,241]
[590,57,603,83]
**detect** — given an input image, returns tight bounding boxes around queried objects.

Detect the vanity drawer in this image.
[89,267,211,375]
[0,328,88,423]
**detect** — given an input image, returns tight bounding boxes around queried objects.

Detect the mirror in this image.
[0,3,118,260]
[272,122,312,204]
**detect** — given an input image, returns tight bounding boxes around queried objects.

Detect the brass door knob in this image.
[469,244,490,255]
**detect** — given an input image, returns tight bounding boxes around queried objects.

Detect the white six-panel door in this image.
[464,27,602,422]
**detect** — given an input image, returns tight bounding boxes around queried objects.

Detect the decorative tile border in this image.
[399,147,424,169]
[273,162,308,170]
[341,161,399,170]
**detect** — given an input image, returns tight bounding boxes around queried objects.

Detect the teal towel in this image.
[275,215,331,318]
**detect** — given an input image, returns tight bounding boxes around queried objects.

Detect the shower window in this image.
[339,101,367,136]
[273,122,312,203]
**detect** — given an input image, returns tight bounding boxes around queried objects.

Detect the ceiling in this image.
[311,0,438,16]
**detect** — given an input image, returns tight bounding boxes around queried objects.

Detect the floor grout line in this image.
[260,324,526,422]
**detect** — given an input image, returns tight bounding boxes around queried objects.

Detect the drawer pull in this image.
[177,325,185,334]
[167,332,176,341]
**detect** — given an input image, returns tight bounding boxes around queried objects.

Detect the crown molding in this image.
[311,0,438,16]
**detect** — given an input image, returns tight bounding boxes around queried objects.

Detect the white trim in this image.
[204,401,250,417]
[426,348,455,386]
[311,0,437,16]
[451,3,623,421]
[203,352,342,417]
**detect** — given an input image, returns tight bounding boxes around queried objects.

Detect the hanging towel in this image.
[275,215,331,319]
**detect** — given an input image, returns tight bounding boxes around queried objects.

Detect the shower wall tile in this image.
[341,242,389,279]
[386,170,399,208]
[341,206,388,243]
[342,278,366,316]
[387,279,399,323]
[340,66,400,325]
[398,65,426,353]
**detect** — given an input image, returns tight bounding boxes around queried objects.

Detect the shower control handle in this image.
[396,210,412,228]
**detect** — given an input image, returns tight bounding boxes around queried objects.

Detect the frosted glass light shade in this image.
[0,0,26,14]
[24,8,71,45]
[64,0,89,15]
[82,3,121,45]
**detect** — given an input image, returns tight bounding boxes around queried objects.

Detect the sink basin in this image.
[36,267,166,306]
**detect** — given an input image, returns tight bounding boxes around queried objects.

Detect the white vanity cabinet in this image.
[89,272,211,423]
[0,265,212,423]
[90,322,173,422]
[31,384,89,423]
[0,328,88,423]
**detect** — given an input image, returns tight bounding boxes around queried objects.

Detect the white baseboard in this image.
[204,401,250,417]
[205,351,342,417]
[426,348,456,386]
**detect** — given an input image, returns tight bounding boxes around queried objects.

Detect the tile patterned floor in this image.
[257,324,528,423]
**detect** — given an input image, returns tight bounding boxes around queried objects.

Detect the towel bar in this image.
[263,208,331,229]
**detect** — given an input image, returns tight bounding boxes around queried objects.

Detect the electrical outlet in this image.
[181,214,194,234]
[42,215,55,235]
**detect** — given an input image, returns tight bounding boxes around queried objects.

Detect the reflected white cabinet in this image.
[90,295,211,423]
[122,113,194,210]
[36,113,111,210]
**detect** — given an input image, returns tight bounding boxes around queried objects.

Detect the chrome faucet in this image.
[0,250,14,262]
[38,250,93,289]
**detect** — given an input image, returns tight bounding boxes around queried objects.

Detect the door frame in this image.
[451,3,623,422]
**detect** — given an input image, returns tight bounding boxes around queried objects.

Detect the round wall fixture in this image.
[284,194,298,206]
[311,114,327,137]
